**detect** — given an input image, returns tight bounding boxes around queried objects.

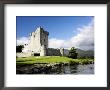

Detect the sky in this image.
[16,16,94,50]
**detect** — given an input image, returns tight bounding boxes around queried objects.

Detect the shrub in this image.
[68,47,78,59]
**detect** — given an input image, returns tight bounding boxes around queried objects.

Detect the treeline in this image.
[68,47,94,59]
[16,45,24,52]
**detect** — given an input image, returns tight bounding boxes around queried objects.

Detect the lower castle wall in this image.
[46,48,69,56]
[16,52,32,57]
[46,48,61,56]
[17,48,70,57]
[63,49,69,56]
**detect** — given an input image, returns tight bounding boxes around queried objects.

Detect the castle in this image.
[17,26,69,57]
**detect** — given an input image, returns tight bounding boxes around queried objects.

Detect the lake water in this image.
[17,64,94,74]
[58,64,94,74]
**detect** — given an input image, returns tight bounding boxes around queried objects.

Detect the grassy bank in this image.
[16,56,94,65]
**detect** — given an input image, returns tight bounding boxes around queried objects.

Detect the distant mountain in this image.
[76,48,94,58]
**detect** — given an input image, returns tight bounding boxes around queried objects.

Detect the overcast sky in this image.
[16,16,94,50]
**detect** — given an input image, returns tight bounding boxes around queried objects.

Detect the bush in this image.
[68,47,78,59]
[16,45,24,52]
[69,60,79,65]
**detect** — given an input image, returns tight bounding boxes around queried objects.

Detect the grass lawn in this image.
[16,56,94,65]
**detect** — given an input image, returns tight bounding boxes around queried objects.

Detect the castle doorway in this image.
[34,53,40,56]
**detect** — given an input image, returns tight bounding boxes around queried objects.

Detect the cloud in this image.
[49,38,65,48]
[70,20,94,50]
[17,37,29,46]
[17,19,94,50]
[49,20,94,50]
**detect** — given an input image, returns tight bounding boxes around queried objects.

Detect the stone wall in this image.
[22,27,49,55]
[18,26,70,57]
[46,48,61,56]
[16,52,32,57]
[17,48,69,57]
[40,45,47,56]
[63,49,69,56]
[46,48,69,56]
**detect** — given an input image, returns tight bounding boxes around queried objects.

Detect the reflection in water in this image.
[16,64,94,74]
[63,65,78,74]
[52,64,94,74]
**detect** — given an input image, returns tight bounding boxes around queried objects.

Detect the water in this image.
[17,64,94,74]
[62,64,94,74]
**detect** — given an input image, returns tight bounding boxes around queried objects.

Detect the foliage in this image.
[68,47,78,59]
[16,45,24,52]
[78,56,94,59]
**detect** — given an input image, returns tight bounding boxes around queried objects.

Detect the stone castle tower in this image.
[22,26,49,56]
[19,26,68,57]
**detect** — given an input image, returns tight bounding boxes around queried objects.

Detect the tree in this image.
[16,45,24,52]
[68,47,78,59]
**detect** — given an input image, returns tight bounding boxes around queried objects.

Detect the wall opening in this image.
[34,53,40,56]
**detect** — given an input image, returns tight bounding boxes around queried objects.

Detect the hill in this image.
[76,49,94,58]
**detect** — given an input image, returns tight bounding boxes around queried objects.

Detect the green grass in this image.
[16,56,94,65]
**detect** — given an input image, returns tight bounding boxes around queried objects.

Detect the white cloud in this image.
[49,20,94,50]
[49,38,65,48]
[17,20,94,50]
[17,37,29,46]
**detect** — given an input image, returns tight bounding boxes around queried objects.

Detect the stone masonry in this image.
[17,26,69,57]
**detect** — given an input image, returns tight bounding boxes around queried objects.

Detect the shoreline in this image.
[16,61,94,74]
[16,56,94,74]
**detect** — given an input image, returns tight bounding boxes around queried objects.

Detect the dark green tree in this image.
[16,45,24,52]
[68,47,78,59]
